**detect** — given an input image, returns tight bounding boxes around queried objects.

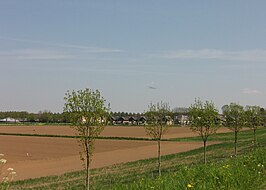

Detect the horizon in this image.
[1,1,266,113]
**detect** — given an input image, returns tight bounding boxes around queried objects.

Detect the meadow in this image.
[0,126,265,189]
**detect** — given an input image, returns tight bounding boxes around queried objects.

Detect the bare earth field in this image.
[0,126,225,181]
[0,125,233,138]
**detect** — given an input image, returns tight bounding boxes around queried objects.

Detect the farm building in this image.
[0,117,20,124]
[111,116,147,125]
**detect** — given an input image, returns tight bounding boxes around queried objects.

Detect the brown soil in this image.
[0,126,226,181]
[0,125,233,138]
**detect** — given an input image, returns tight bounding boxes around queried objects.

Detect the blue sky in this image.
[0,1,266,113]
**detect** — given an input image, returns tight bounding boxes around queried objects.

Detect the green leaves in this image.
[64,88,110,189]
[188,99,220,140]
[245,106,264,129]
[188,99,220,164]
[223,103,245,132]
[145,102,172,140]
[64,88,110,129]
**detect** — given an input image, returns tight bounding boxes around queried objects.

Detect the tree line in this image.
[0,110,183,124]
[0,111,70,123]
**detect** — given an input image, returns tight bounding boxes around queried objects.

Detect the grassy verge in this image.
[111,147,266,190]
[171,127,266,142]
[0,132,154,141]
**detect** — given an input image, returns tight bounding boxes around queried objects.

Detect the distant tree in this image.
[52,113,61,123]
[172,107,189,114]
[223,103,245,156]
[245,106,264,148]
[144,102,172,176]
[64,88,110,190]
[18,111,28,120]
[38,110,53,123]
[188,99,220,164]
[60,112,70,123]
[261,108,266,127]
[116,112,121,117]
[0,112,5,119]
[28,113,37,122]
[221,105,229,113]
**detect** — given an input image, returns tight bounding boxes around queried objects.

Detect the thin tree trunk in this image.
[87,149,90,190]
[85,127,90,190]
[234,131,238,156]
[203,140,207,164]
[157,140,161,176]
[253,128,256,149]
[84,139,90,190]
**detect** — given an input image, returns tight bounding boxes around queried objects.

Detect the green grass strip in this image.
[0,132,156,141]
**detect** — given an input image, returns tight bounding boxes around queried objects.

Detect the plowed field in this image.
[0,126,226,180]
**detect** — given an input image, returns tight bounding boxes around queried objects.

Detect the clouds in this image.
[2,36,266,63]
[0,36,124,53]
[242,88,262,95]
[0,36,124,62]
[0,49,71,60]
[151,49,266,62]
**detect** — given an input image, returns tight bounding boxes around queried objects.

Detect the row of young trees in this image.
[63,88,265,190]
[144,100,264,174]
[190,100,265,163]
[223,103,265,154]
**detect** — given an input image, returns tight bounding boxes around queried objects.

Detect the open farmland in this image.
[0,125,234,138]
[0,125,221,181]
[3,127,265,190]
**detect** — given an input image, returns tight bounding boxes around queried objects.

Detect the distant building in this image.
[174,115,190,125]
[164,116,174,125]
[0,117,20,124]
[110,116,146,125]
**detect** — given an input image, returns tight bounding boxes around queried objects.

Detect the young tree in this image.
[64,88,109,190]
[144,102,172,176]
[260,108,266,126]
[223,103,245,156]
[245,106,264,148]
[188,99,220,164]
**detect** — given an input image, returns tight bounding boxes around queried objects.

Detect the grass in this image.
[171,127,266,142]
[110,147,266,190]
[0,132,154,141]
[2,127,265,189]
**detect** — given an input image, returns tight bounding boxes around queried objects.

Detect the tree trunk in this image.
[87,151,90,190]
[253,128,257,149]
[203,140,207,164]
[85,140,90,190]
[234,131,238,156]
[157,140,161,176]
[85,127,90,190]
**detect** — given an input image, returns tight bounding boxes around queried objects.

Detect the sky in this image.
[0,1,266,113]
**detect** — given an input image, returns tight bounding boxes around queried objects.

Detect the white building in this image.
[0,117,20,123]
